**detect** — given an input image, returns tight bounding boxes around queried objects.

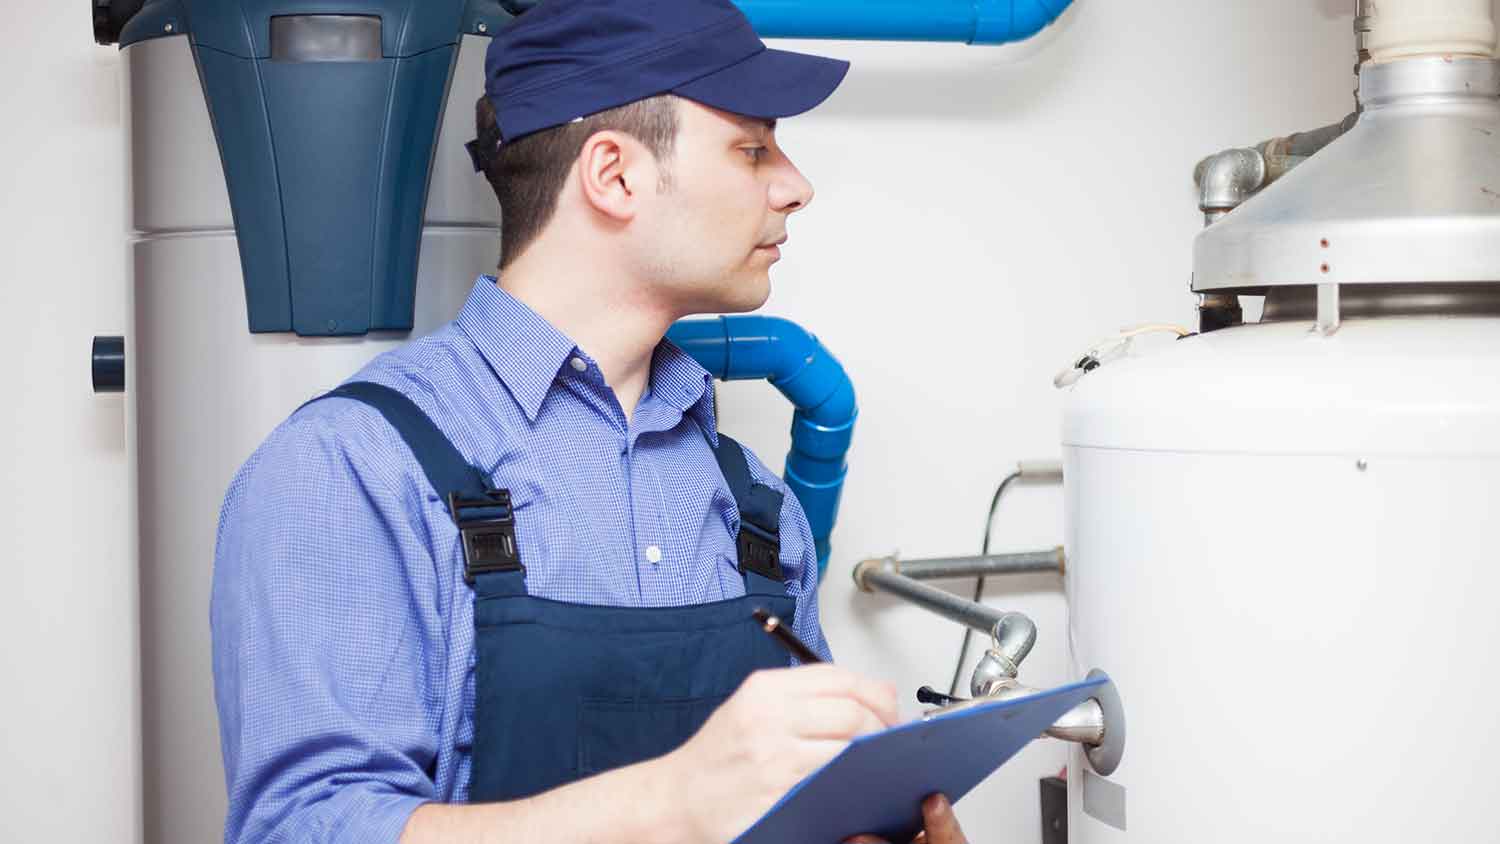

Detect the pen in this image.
[752,607,823,664]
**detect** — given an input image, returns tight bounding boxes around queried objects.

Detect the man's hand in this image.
[655,664,900,844]
[845,794,970,844]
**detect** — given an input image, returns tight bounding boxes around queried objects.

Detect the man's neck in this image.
[496,244,674,423]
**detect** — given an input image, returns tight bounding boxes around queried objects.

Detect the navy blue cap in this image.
[478,0,850,147]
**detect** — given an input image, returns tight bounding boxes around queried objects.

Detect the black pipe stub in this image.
[92,0,146,46]
[92,336,125,393]
[498,0,542,15]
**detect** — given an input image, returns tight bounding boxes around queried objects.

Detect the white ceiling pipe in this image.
[1365,0,1496,60]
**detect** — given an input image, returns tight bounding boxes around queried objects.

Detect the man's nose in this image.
[768,155,815,214]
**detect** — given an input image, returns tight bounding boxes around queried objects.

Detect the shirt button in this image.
[570,357,588,372]
[645,544,663,564]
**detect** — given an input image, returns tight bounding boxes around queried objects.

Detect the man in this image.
[211,1,970,841]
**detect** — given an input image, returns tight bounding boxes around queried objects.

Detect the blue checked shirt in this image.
[210,276,832,843]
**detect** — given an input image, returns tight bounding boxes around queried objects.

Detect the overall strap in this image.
[305,382,526,595]
[708,432,787,597]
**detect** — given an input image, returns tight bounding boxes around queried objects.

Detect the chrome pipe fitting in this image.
[980,679,1106,746]
[853,556,1041,683]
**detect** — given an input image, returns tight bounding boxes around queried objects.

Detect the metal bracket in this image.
[1315,283,1341,336]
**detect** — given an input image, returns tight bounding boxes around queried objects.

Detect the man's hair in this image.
[476,94,680,270]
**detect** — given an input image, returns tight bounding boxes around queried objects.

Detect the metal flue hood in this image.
[1193,55,1500,293]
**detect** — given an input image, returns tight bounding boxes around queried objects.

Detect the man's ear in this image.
[577,130,651,222]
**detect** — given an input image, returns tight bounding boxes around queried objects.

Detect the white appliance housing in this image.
[125,33,498,844]
[1063,1,1500,837]
[1063,316,1500,841]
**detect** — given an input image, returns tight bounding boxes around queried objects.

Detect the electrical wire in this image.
[1053,323,1192,388]
[1117,322,1191,339]
[946,470,1022,698]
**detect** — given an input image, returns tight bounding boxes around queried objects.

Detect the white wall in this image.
[0,1,1368,841]
[0,6,140,844]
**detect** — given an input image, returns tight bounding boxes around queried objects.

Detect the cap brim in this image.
[672,47,850,119]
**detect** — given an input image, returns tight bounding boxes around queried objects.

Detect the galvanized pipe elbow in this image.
[852,557,1041,689]
[991,611,1037,671]
[1196,148,1267,225]
[969,612,1037,696]
[1193,114,1357,201]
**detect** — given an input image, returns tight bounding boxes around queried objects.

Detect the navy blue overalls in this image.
[313,381,796,801]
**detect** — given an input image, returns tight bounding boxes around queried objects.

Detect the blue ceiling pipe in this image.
[735,0,1073,44]
[667,317,855,579]
[499,0,1073,45]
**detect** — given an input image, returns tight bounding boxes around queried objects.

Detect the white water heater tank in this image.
[1062,315,1500,841]
[1062,24,1500,839]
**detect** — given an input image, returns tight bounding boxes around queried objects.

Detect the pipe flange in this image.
[1083,668,1127,776]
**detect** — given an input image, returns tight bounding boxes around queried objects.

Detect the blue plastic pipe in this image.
[500,0,1073,45]
[733,0,1073,45]
[667,316,856,579]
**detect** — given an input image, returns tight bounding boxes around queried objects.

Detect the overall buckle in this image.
[448,489,523,584]
[737,521,783,583]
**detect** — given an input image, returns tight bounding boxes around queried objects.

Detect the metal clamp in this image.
[449,489,523,584]
[737,521,784,582]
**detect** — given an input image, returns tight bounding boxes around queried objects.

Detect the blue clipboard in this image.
[730,676,1106,844]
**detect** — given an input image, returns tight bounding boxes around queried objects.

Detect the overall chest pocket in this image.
[577,695,730,775]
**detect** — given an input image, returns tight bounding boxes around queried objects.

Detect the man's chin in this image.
[675,271,773,317]
[727,277,773,313]
[695,274,770,315]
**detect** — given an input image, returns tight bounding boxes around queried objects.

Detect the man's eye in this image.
[742,146,768,163]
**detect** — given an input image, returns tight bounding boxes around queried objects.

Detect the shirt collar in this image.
[456,276,718,439]
[651,337,719,445]
[456,276,580,423]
